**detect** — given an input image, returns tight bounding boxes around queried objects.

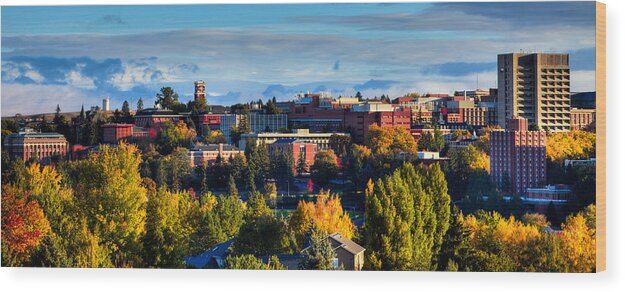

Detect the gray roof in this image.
[328,232,366,255]
[184,239,234,269]
[190,144,241,152]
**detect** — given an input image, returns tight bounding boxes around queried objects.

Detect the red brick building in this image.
[267,138,317,172]
[4,129,68,163]
[344,108,411,143]
[101,123,133,144]
[490,117,547,195]
[570,108,596,131]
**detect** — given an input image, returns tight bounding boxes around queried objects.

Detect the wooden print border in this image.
[595,1,606,273]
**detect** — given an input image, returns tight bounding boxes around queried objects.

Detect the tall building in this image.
[102,97,110,111]
[497,53,571,132]
[490,117,547,195]
[4,129,68,163]
[194,80,206,101]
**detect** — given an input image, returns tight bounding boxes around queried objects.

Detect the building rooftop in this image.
[190,144,241,152]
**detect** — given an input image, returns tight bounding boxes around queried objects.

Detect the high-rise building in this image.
[490,117,547,195]
[194,80,206,101]
[497,53,571,132]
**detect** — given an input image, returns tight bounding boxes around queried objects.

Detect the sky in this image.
[1,2,597,116]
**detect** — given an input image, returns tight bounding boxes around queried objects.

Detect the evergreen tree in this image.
[299,227,339,270]
[227,175,238,197]
[137,98,144,111]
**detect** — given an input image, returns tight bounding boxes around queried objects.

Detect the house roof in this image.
[328,232,366,255]
[300,232,365,256]
[184,239,234,269]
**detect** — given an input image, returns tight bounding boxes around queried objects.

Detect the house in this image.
[184,239,234,269]
[301,232,366,271]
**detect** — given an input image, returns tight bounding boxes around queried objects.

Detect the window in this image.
[333,258,339,269]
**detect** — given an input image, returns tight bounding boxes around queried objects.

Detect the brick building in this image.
[4,129,68,163]
[490,117,547,195]
[570,108,596,131]
[267,138,317,172]
[187,144,243,167]
[101,123,133,144]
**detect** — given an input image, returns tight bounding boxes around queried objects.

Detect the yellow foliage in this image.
[546,130,596,163]
[289,191,356,245]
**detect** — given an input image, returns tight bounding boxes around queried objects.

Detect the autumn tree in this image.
[68,142,147,267]
[445,145,490,200]
[288,190,355,249]
[365,124,417,155]
[1,185,51,266]
[157,120,197,155]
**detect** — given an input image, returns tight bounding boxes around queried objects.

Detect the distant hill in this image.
[571,92,596,109]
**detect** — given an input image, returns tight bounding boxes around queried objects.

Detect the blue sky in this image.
[1,2,597,115]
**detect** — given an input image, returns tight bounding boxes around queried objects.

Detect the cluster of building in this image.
[2,53,596,215]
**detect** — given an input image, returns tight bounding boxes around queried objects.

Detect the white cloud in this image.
[1,83,93,116]
[64,64,96,89]
[570,70,596,92]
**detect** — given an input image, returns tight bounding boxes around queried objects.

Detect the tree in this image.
[363,163,449,271]
[224,254,285,270]
[231,114,251,146]
[346,144,374,194]
[122,100,132,123]
[445,145,490,200]
[365,125,416,155]
[355,91,363,100]
[246,141,270,189]
[437,206,468,271]
[299,227,339,270]
[270,148,294,187]
[264,182,277,208]
[421,163,451,269]
[68,142,147,267]
[329,134,352,158]
[155,87,180,110]
[137,98,144,111]
[233,192,289,256]
[288,191,355,249]
[546,130,596,163]
[296,155,308,176]
[560,212,596,272]
[310,149,339,188]
[157,120,197,155]
[144,187,188,268]
[1,185,51,266]
[205,129,227,144]
[227,175,238,197]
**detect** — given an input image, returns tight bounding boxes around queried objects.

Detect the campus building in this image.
[220,113,288,144]
[267,138,318,172]
[3,129,68,163]
[187,144,244,167]
[497,53,571,132]
[490,117,547,195]
[239,129,349,151]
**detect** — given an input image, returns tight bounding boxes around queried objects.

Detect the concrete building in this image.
[220,113,288,144]
[187,144,243,167]
[239,129,349,151]
[490,117,547,195]
[4,129,68,163]
[497,53,571,132]
[102,97,110,111]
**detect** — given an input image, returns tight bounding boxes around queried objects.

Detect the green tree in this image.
[329,134,352,158]
[68,142,147,267]
[155,87,180,110]
[310,149,339,188]
[137,98,144,111]
[363,163,449,271]
[157,120,197,155]
[223,254,285,270]
[365,124,416,155]
[227,175,238,197]
[299,227,339,270]
[144,187,188,268]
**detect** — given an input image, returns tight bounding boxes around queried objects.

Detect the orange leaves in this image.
[1,185,51,266]
[290,191,355,244]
